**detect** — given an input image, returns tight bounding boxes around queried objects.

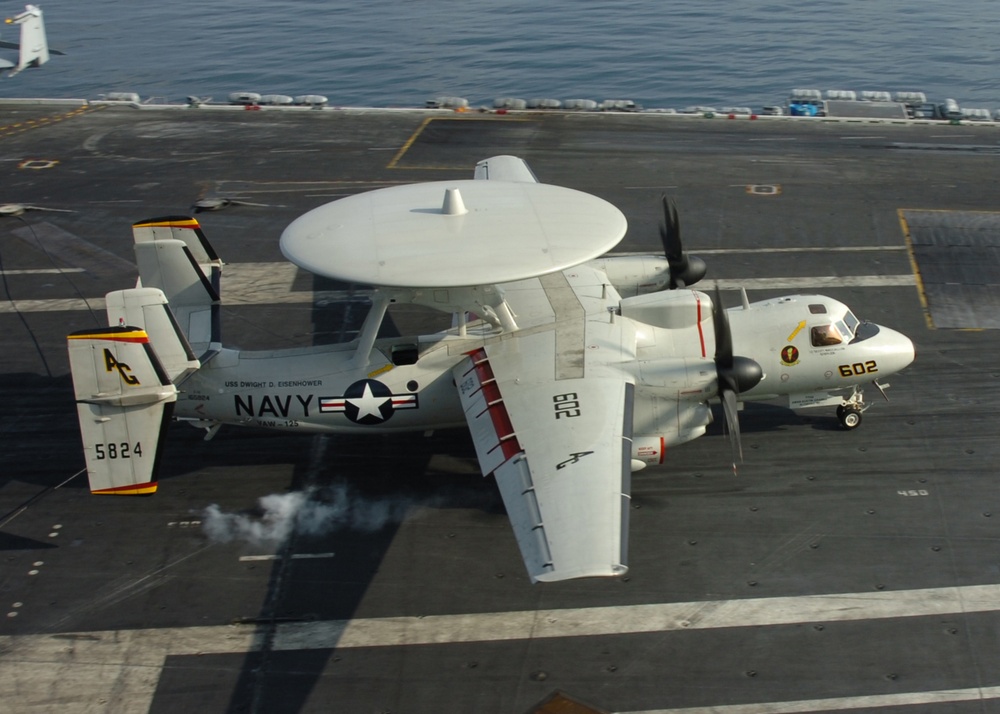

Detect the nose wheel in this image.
[837,404,863,430]
[836,385,871,430]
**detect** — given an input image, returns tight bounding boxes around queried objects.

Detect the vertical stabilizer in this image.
[132,217,222,359]
[5,5,50,76]
[132,216,221,280]
[67,327,178,495]
[105,287,200,383]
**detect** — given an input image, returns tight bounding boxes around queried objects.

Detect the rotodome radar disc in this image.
[280,180,627,288]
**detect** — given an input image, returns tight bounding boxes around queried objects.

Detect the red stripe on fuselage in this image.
[696,294,706,358]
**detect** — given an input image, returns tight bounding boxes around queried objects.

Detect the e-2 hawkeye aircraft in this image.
[67,156,915,582]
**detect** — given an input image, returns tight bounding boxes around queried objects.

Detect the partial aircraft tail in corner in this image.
[2,5,62,77]
[67,327,178,495]
[131,216,223,360]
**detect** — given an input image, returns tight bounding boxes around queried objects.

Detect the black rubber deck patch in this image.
[901,209,1000,329]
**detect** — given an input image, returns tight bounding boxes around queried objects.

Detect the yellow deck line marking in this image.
[0,104,102,139]
[386,116,433,169]
[387,115,534,170]
[897,209,935,330]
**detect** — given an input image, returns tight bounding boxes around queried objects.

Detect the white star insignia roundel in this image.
[318,379,418,425]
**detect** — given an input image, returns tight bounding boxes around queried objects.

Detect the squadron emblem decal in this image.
[780,345,800,366]
[318,379,418,425]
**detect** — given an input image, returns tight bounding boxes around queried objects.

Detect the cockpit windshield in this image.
[843,310,859,335]
[810,306,861,347]
[811,323,844,346]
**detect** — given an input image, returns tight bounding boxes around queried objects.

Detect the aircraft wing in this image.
[473,155,539,183]
[454,329,633,582]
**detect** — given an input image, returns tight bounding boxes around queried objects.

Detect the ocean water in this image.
[2,0,999,111]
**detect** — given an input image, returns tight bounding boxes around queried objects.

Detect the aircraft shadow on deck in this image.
[151,426,500,713]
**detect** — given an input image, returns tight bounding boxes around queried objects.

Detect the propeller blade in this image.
[721,388,743,469]
[712,284,733,367]
[0,203,74,216]
[192,197,278,213]
[711,286,763,472]
[659,194,706,289]
[660,194,682,264]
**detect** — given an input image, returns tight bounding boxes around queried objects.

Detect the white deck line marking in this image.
[0,259,913,314]
[0,267,86,275]
[1,292,372,314]
[272,583,1000,650]
[0,297,108,313]
[611,246,906,255]
[8,582,996,656]
[697,246,906,254]
[239,553,335,562]
[713,275,915,289]
[3,583,1000,713]
[617,686,1000,714]
[0,276,914,313]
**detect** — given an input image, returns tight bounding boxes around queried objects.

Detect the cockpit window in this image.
[808,304,827,315]
[836,319,852,341]
[811,323,843,346]
[843,311,860,334]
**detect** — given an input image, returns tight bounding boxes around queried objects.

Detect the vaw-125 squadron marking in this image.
[67,156,914,582]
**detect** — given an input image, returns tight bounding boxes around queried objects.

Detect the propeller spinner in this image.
[660,194,707,289]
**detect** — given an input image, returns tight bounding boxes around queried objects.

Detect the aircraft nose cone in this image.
[874,325,915,374]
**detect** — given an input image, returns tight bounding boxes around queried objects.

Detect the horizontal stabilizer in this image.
[67,326,177,495]
[473,155,539,183]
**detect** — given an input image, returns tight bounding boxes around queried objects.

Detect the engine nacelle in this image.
[620,288,711,330]
[630,392,713,471]
[634,357,716,397]
[630,418,712,471]
[587,255,670,297]
[631,437,665,470]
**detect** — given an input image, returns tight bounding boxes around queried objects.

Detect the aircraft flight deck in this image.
[1,101,998,714]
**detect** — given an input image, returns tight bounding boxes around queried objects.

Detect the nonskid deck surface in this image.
[1,104,999,713]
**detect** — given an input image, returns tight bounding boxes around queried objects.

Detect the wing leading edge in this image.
[454,336,633,583]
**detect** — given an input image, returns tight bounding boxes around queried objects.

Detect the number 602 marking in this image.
[553,392,581,419]
[838,360,878,378]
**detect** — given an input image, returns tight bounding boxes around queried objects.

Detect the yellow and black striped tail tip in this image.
[67,326,149,343]
[91,481,158,496]
[132,216,202,230]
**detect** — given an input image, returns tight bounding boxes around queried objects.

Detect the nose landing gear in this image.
[836,380,891,430]
[837,402,863,429]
